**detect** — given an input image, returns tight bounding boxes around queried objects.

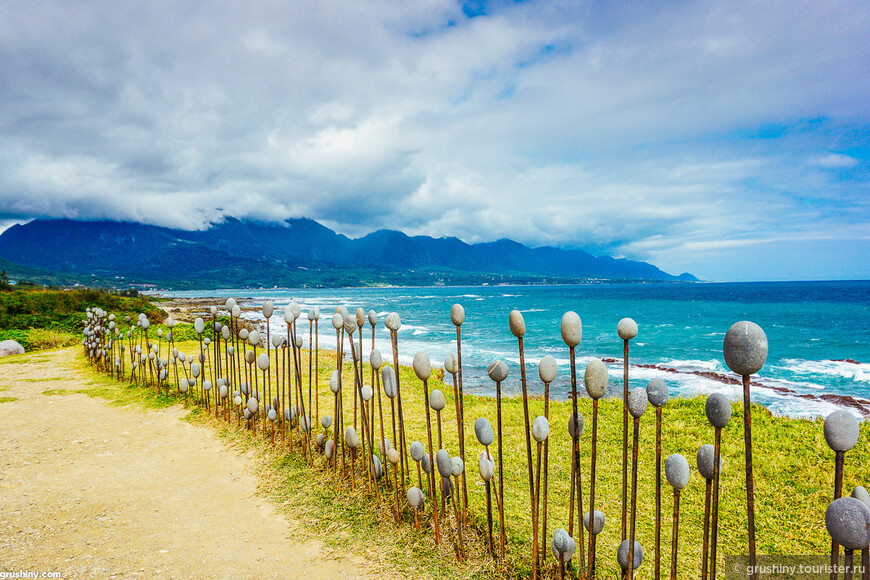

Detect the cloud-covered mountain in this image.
[0,218,696,288]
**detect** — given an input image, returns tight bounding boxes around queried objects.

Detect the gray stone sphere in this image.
[429,389,446,411]
[705,393,732,429]
[617,318,638,341]
[356,307,365,327]
[262,301,274,318]
[422,453,432,474]
[452,457,464,477]
[444,352,457,375]
[551,528,576,563]
[584,510,605,535]
[329,370,340,394]
[436,449,453,478]
[324,439,334,459]
[361,384,373,402]
[852,486,870,510]
[381,366,397,399]
[450,304,465,326]
[321,415,332,429]
[369,349,383,370]
[568,412,584,439]
[665,453,690,490]
[344,427,359,449]
[532,416,550,443]
[370,454,384,480]
[407,486,424,509]
[478,451,495,482]
[194,317,204,334]
[409,441,425,462]
[475,417,494,446]
[343,314,356,334]
[387,448,400,465]
[257,352,270,371]
[385,312,401,331]
[560,311,582,348]
[413,351,431,381]
[509,310,526,338]
[331,312,343,330]
[696,444,724,480]
[539,355,558,384]
[368,309,377,326]
[723,321,768,376]
[628,387,648,418]
[584,359,608,400]
[825,497,870,550]
[379,438,391,455]
[824,410,860,453]
[617,539,643,571]
[647,378,669,408]
[487,359,509,383]
[247,397,259,414]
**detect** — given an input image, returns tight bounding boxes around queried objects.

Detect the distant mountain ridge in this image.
[0,217,697,288]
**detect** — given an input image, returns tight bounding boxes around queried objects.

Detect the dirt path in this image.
[0,348,386,579]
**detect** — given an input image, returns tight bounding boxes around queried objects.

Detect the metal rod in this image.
[671,489,681,580]
[710,428,723,580]
[656,405,663,580]
[422,377,441,544]
[588,396,599,577]
[743,374,757,577]
[628,416,640,580]
[832,449,846,580]
[622,338,629,542]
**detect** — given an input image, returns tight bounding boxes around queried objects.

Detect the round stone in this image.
[409,441,425,462]
[429,389,446,411]
[361,384,373,402]
[551,528,576,563]
[475,417,494,446]
[665,453,690,490]
[324,439,334,459]
[696,444,724,481]
[368,310,377,326]
[532,416,550,443]
[413,351,431,381]
[247,397,259,414]
[450,304,465,326]
[385,312,401,331]
[379,438,391,455]
[628,387,648,418]
[478,451,494,481]
[407,486,424,509]
[452,457,464,477]
[647,379,669,408]
[584,359,608,400]
[436,449,453,478]
[509,310,526,338]
[444,352,457,375]
[321,415,332,429]
[486,360,508,383]
[343,314,356,334]
[381,366,397,399]
[539,355,558,384]
[583,510,605,535]
[723,321,768,376]
[262,301,274,318]
[369,454,383,480]
[560,311,582,347]
[617,539,643,571]
[568,412,584,439]
[824,410,860,452]
[331,312,343,330]
[825,497,870,551]
[617,318,638,341]
[344,427,359,449]
[356,308,365,327]
[852,486,870,510]
[257,352,270,371]
[329,370,340,394]
[370,349,383,370]
[421,453,432,474]
[387,448,400,465]
[705,393,732,429]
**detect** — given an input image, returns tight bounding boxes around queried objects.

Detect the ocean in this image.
[163,281,870,420]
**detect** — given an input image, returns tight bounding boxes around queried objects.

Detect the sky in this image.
[0,0,868,282]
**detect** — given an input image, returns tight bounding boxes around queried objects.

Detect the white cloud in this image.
[0,0,868,280]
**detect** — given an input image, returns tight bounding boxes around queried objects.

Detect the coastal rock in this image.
[0,340,24,357]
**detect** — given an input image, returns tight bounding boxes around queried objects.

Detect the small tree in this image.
[0,270,11,291]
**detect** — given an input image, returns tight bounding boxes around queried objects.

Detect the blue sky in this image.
[0,0,868,281]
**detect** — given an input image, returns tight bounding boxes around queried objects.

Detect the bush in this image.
[0,328,79,351]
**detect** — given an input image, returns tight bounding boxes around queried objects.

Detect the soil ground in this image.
[0,348,391,579]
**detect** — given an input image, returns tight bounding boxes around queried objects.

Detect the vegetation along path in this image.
[0,347,388,579]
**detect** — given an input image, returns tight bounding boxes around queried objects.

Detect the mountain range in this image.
[0,217,697,288]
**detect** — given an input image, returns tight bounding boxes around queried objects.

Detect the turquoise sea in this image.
[164,281,870,419]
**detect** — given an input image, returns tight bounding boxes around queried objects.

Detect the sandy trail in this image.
[0,348,385,579]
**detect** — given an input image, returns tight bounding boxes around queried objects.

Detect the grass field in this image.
[71,322,870,579]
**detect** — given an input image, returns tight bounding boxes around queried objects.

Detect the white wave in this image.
[785,359,870,383]
[660,359,722,372]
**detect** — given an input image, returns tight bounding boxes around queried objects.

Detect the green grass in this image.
[0,396,18,403]
[74,337,870,579]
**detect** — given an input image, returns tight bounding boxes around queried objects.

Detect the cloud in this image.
[0,0,868,280]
